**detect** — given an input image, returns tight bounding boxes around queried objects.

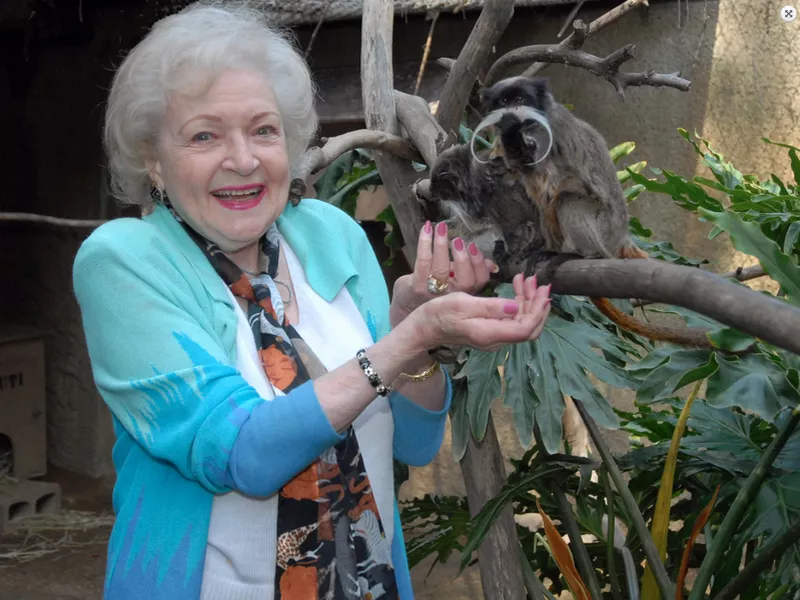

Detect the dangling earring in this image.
[149,182,167,204]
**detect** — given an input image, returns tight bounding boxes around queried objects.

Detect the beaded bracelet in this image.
[356,348,392,397]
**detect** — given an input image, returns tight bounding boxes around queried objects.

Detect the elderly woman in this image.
[73,2,551,599]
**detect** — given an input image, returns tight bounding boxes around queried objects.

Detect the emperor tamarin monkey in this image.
[476,75,712,348]
[423,142,546,280]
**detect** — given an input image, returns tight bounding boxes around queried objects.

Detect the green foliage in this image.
[401,133,800,598]
[313,125,800,597]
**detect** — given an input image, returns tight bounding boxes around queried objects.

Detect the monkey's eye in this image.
[515,96,524,104]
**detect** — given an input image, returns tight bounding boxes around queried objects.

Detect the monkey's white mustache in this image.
[470,106,554,167]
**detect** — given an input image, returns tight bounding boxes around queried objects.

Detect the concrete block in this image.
[0,326,48,480]
[0,480,62,534]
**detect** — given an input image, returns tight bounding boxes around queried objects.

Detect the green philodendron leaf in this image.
[629,217,653,239]
[503,342,538,448]
[618,160,647,183]
[399,494,471,570]
[624,183,646,202]
[634,239,709,266]
[734,473,800,584]
[633,349,718,404]
[706,327,758,352]
[529,331,566,454]
[609,141,636,163]
[313,150,355,200]
[705,353,798,421]
[460,348,507,441]
[698,208,800,305]
[762,136,800,186]
[449,375,470,462]
[783,221,800,255]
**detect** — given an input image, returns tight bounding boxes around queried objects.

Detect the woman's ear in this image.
[142,143,165,190]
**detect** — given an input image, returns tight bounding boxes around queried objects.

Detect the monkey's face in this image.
[480,76,552,115]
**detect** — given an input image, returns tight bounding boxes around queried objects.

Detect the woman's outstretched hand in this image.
[408,271,551,353]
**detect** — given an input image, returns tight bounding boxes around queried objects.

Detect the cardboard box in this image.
[0,326,48,480]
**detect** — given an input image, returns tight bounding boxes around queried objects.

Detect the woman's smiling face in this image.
[149,68,290,252]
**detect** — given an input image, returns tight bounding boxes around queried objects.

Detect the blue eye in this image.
[256,126,277,137]
[193,132,213,142]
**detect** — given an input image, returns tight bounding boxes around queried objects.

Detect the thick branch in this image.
[435,0,516,138]
[485,35,690,98]
[460,413,527,600]
[361,0,425,265]
[394,90,454,168]
[523,0,651,77]
[633,265,766,308]
[293,130,422,182]
[530,258,800,355]
[0,212,107,228]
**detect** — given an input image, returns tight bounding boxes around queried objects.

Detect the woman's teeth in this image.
[213,187,263,199]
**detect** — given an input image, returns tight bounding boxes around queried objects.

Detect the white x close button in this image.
[782,5,797,21]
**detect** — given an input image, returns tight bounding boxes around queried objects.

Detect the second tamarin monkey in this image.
[471,75,712,348]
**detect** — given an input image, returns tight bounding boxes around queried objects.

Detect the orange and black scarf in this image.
[165,201,398,599]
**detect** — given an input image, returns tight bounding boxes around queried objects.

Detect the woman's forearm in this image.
[312,314,427,432]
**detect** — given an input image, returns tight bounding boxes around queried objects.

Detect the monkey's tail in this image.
[590,298,712,348]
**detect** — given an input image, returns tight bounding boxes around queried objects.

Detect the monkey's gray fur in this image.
[480,75,644,263]
[421,142,547,280]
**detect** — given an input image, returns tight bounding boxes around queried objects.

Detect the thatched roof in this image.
[143,0,584,27]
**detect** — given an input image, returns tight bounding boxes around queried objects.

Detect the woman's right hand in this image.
[408,272,552,353]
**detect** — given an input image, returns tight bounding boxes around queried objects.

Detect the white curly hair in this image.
[103,0,318,207]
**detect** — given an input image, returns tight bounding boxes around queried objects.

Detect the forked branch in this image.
[293,130,422,183]
[524,0,651,77]
[485,21,690,98]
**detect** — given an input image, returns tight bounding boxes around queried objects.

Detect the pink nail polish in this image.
[504,301,519,314]
[468,242,479,256]
[436,221,447,236]
[453,237,464,252]
[423,220,432,235]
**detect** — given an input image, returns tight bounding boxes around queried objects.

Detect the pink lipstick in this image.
[211,184,266,211]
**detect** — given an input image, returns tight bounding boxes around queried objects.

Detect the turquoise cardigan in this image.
[72,199,451,599]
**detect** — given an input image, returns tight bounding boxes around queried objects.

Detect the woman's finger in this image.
[431,221,452,286]
[467,242,491,290]
[412,220,435,291]
[451,237,475,291]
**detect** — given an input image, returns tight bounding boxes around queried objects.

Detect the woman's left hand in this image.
[390,220,498,327]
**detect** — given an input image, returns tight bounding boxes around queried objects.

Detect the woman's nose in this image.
[223,135,258,175]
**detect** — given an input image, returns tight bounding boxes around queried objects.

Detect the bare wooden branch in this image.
[460,413,527,600]
[528,258,800,355]
[294,130,422,182]
[361,0,427,265]
[0,212,107,229]
[394,90,454,168]
[523,0,651,77]
[633,265,767,307]
[414,10,440,96]
[435,0,517,138]
[485,37,690,98]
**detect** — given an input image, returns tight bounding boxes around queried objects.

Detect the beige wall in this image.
[396,0,800,500]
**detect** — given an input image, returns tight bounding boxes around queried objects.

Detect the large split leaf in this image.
[698,208,800,305]
[399,494,471,571]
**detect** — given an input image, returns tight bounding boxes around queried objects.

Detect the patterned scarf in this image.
[163,201,399,599]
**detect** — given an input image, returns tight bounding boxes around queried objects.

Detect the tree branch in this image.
[485,26,690,98]
[435,0,517,138]
[633,264,766,307]
[394,90,455,168]
[528,258,800,356]
[361,0,427,265]
[0,212,107,228]
[293,130,422,183]
[523,0,651,77]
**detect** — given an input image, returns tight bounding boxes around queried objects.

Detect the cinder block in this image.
[0,480,62,534]
[0,326,48,480]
